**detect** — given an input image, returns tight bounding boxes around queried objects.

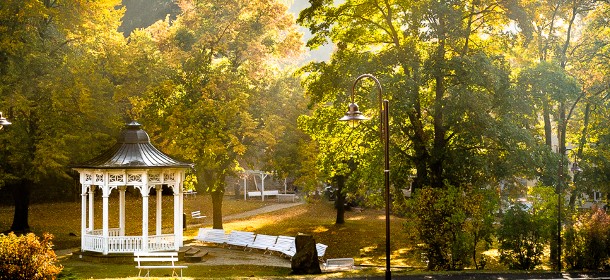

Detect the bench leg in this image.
[137,269,150,277]
[170,268,183,278]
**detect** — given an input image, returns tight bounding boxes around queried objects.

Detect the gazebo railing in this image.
[86,228,120,236]
[148,234,175,251]
[82,233,176,253]
[108,236,144,253]
[82,234,105,253]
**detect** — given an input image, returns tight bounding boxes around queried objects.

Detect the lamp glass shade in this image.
[571,162,583,173]
[339,103,369,127]
[0,112,10,128]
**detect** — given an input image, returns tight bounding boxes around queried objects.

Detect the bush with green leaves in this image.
[0,232,63,280]
[404,185,496,270]
[564,206,610,270]
[497,204,545,269]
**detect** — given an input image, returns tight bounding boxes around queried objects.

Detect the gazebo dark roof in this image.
[73,121,192,169]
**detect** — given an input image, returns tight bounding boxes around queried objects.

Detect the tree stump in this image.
[291,234,322,274]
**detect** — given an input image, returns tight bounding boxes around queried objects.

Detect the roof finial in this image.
[126,121,141,129]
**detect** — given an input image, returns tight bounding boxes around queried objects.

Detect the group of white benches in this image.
[195,228,354,271]
[132,229,354,278]
[195,228,323,259]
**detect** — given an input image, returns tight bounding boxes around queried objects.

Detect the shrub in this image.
[497,203,545,269]
[564,207,610,270]
[0,232,63,280]
[404,185,496,270]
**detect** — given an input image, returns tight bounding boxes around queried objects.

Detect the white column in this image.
[88,186,94,231]
[175,172,185,249]
[156,185,162,236]
[142,186,149,252]
[173,189,181,250]
[81,186,87,252]
[102,185,109,255]
[119,186,126,236]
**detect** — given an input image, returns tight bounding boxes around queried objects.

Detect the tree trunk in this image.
[198,168,225,229]
[291,234,322,274]
[211,188,224,229]
[543,103,553,147]
[431,32,446,189]
[335,175,345,225]
[9,178,31,233]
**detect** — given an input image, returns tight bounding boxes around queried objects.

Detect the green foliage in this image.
[126,0,304,187]
[564,207,610,270]
[405,185,496,270]
[0,0,126,198]
[122,0,304,228]
[0,232,62,280]
[498,204,543,270]
[496,185,557,270]
[297,0,543,209]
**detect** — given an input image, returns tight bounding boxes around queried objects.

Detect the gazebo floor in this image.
[73,250,137,264]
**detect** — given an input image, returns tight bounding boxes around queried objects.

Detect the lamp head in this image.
[571,162,583,173]
[0,112,10,129]
[339,102,369,127]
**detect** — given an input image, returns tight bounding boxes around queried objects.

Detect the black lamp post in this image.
[557,149,564,271]
[557,148,582,271]
[339,74,391,280]
[0,112,10,129]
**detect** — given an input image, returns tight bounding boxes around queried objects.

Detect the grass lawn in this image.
[1,194,425,279]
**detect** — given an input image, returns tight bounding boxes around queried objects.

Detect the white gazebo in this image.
[72,121,192,255]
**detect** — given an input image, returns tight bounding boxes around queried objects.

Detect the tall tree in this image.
[298,0,537,195]
[297,0,542,268]
[567,2,610,206]
[0,0,126,232]
[128,0,303,229]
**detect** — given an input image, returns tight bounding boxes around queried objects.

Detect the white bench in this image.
[191,211,206,222]
[316,243,328,262]
[248,191,262,198]
[268,235,295,256]
[323,258,354,271]
[226,230,256,249]
[134,251,187,278]
[247,234,278,253]
[247,190,280,199]
[184,190,197,198]
[277,193,296,202]
[195,228,227,245]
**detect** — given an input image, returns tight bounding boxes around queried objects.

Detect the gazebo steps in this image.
[73,251,135,264]
[180,246,208,262]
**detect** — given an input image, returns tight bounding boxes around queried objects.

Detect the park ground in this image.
[1,194,592,279]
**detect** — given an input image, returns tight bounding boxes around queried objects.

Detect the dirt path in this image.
[223,202,303,221]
